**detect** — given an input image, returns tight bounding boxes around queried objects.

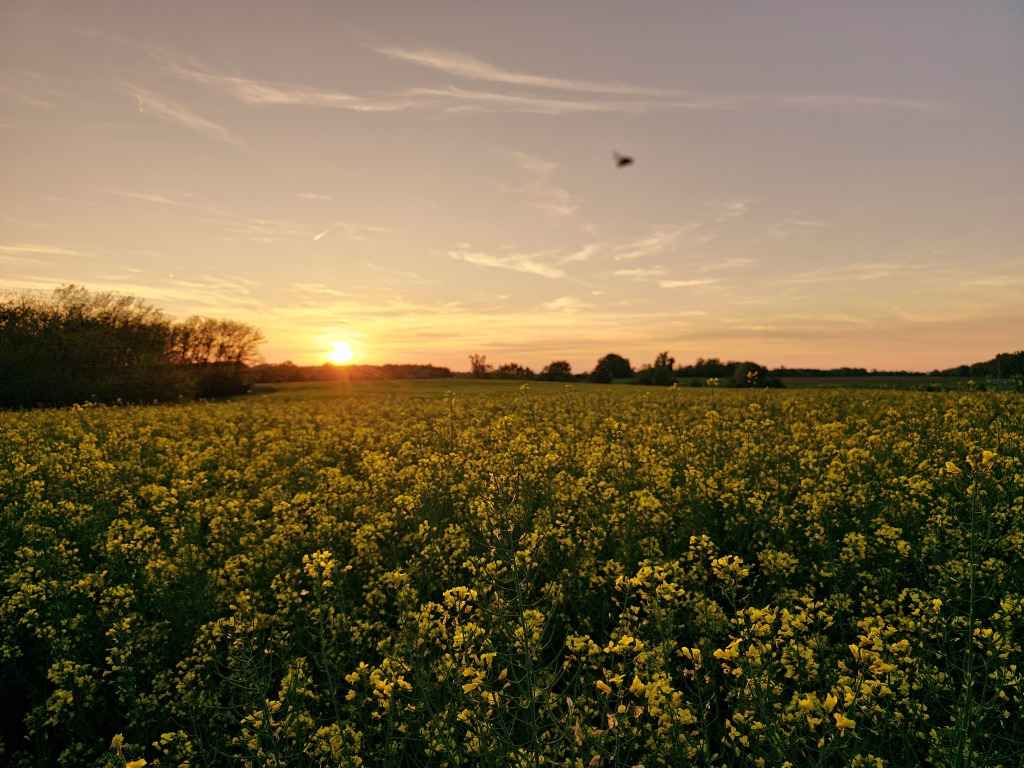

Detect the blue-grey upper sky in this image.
[3,0,1022,371]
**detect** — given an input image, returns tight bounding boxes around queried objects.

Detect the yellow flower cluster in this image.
[1,383,1021,766]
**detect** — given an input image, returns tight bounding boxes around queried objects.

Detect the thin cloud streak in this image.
[375,44,944,115]
[360,262,438,285]
[612,227,687,261]
[164,61,427,112]
[660,278,719,288]
[408,85,736,115]
[0,82,58,110]
[126,85,243,146]
[562,244,602,263]
[707,195,755,223]
[0,255,54,268]
[274,291,468,326]
[775,260,928,286]
[499,151,580,218]
[151,45,943,118]
[0,243,86,258]
[695,257,756,273]
[542,296,590,312]
[613,267,667,278]
[128,277,265,318]
[963,275,1024,288]
[98,188,229,216]
[220,217,311,243]
[448,249,566,279]
[4,275,265,320]
[3,216,47,229]
[289,283,353,301]
[97,189,347,244]
[771,92,944,114]
[373,45,681,96]
[314,220,395,243]
[767,218,829,239]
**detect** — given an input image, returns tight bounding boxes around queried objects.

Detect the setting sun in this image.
[326,340,355,365]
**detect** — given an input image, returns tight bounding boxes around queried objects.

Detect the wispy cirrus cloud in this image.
[499,151,580,218]
[407,85,737,115]
[0,82,58,110]
[612,266,667,279]
[448,248,567,279]
[313,220,396,243]
[706,195,755,223]
[279,286,466,324]
[0,243,94,271]
[221,216,310,243]
[0,243,86,258]
[659,278,718,288]
[770,92,942,114]
[962,274,1024,289]
[90,31,405,115]
[126,85,243,146]
[97,187,361,246]
[359,261,438,287]
[98,187,229,215]
[695,256,756,273]
[1,273,266,320]
[775,259,928,286]
[372,43,944,115]
[0,74,69,130]
[562,244,602,263]
[224,212,387,245]
[612,227,688,261]
[372,45,679,97]
[165,62,701,116]
[98,188,386,245]
[161,60,425,112]
[542,296,589,312]
[146,41,942,119]
[3,216,46,229]
[134,274,265,317]
[767,217,828,239]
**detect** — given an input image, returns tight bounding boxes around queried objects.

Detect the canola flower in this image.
[0,383,1021,766]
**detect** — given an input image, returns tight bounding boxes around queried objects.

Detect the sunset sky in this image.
[3,1,1022,372]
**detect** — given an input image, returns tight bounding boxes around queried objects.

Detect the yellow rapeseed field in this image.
[1,382,1021,767]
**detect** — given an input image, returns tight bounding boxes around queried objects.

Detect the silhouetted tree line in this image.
[635,351,678,386]
[196,348,1024,393]
[466,355,575,382]
[269,347,1024,393]
[467,349,1024,389]
[465,352,782,387]
[773,366,876,378]
[166,315,265,397]
[252,362,454,382]
[466,354,572,381]
[591,353,634,382]
[0,286,263,408]
[939,351,1024,381]
[494,362,535,379]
